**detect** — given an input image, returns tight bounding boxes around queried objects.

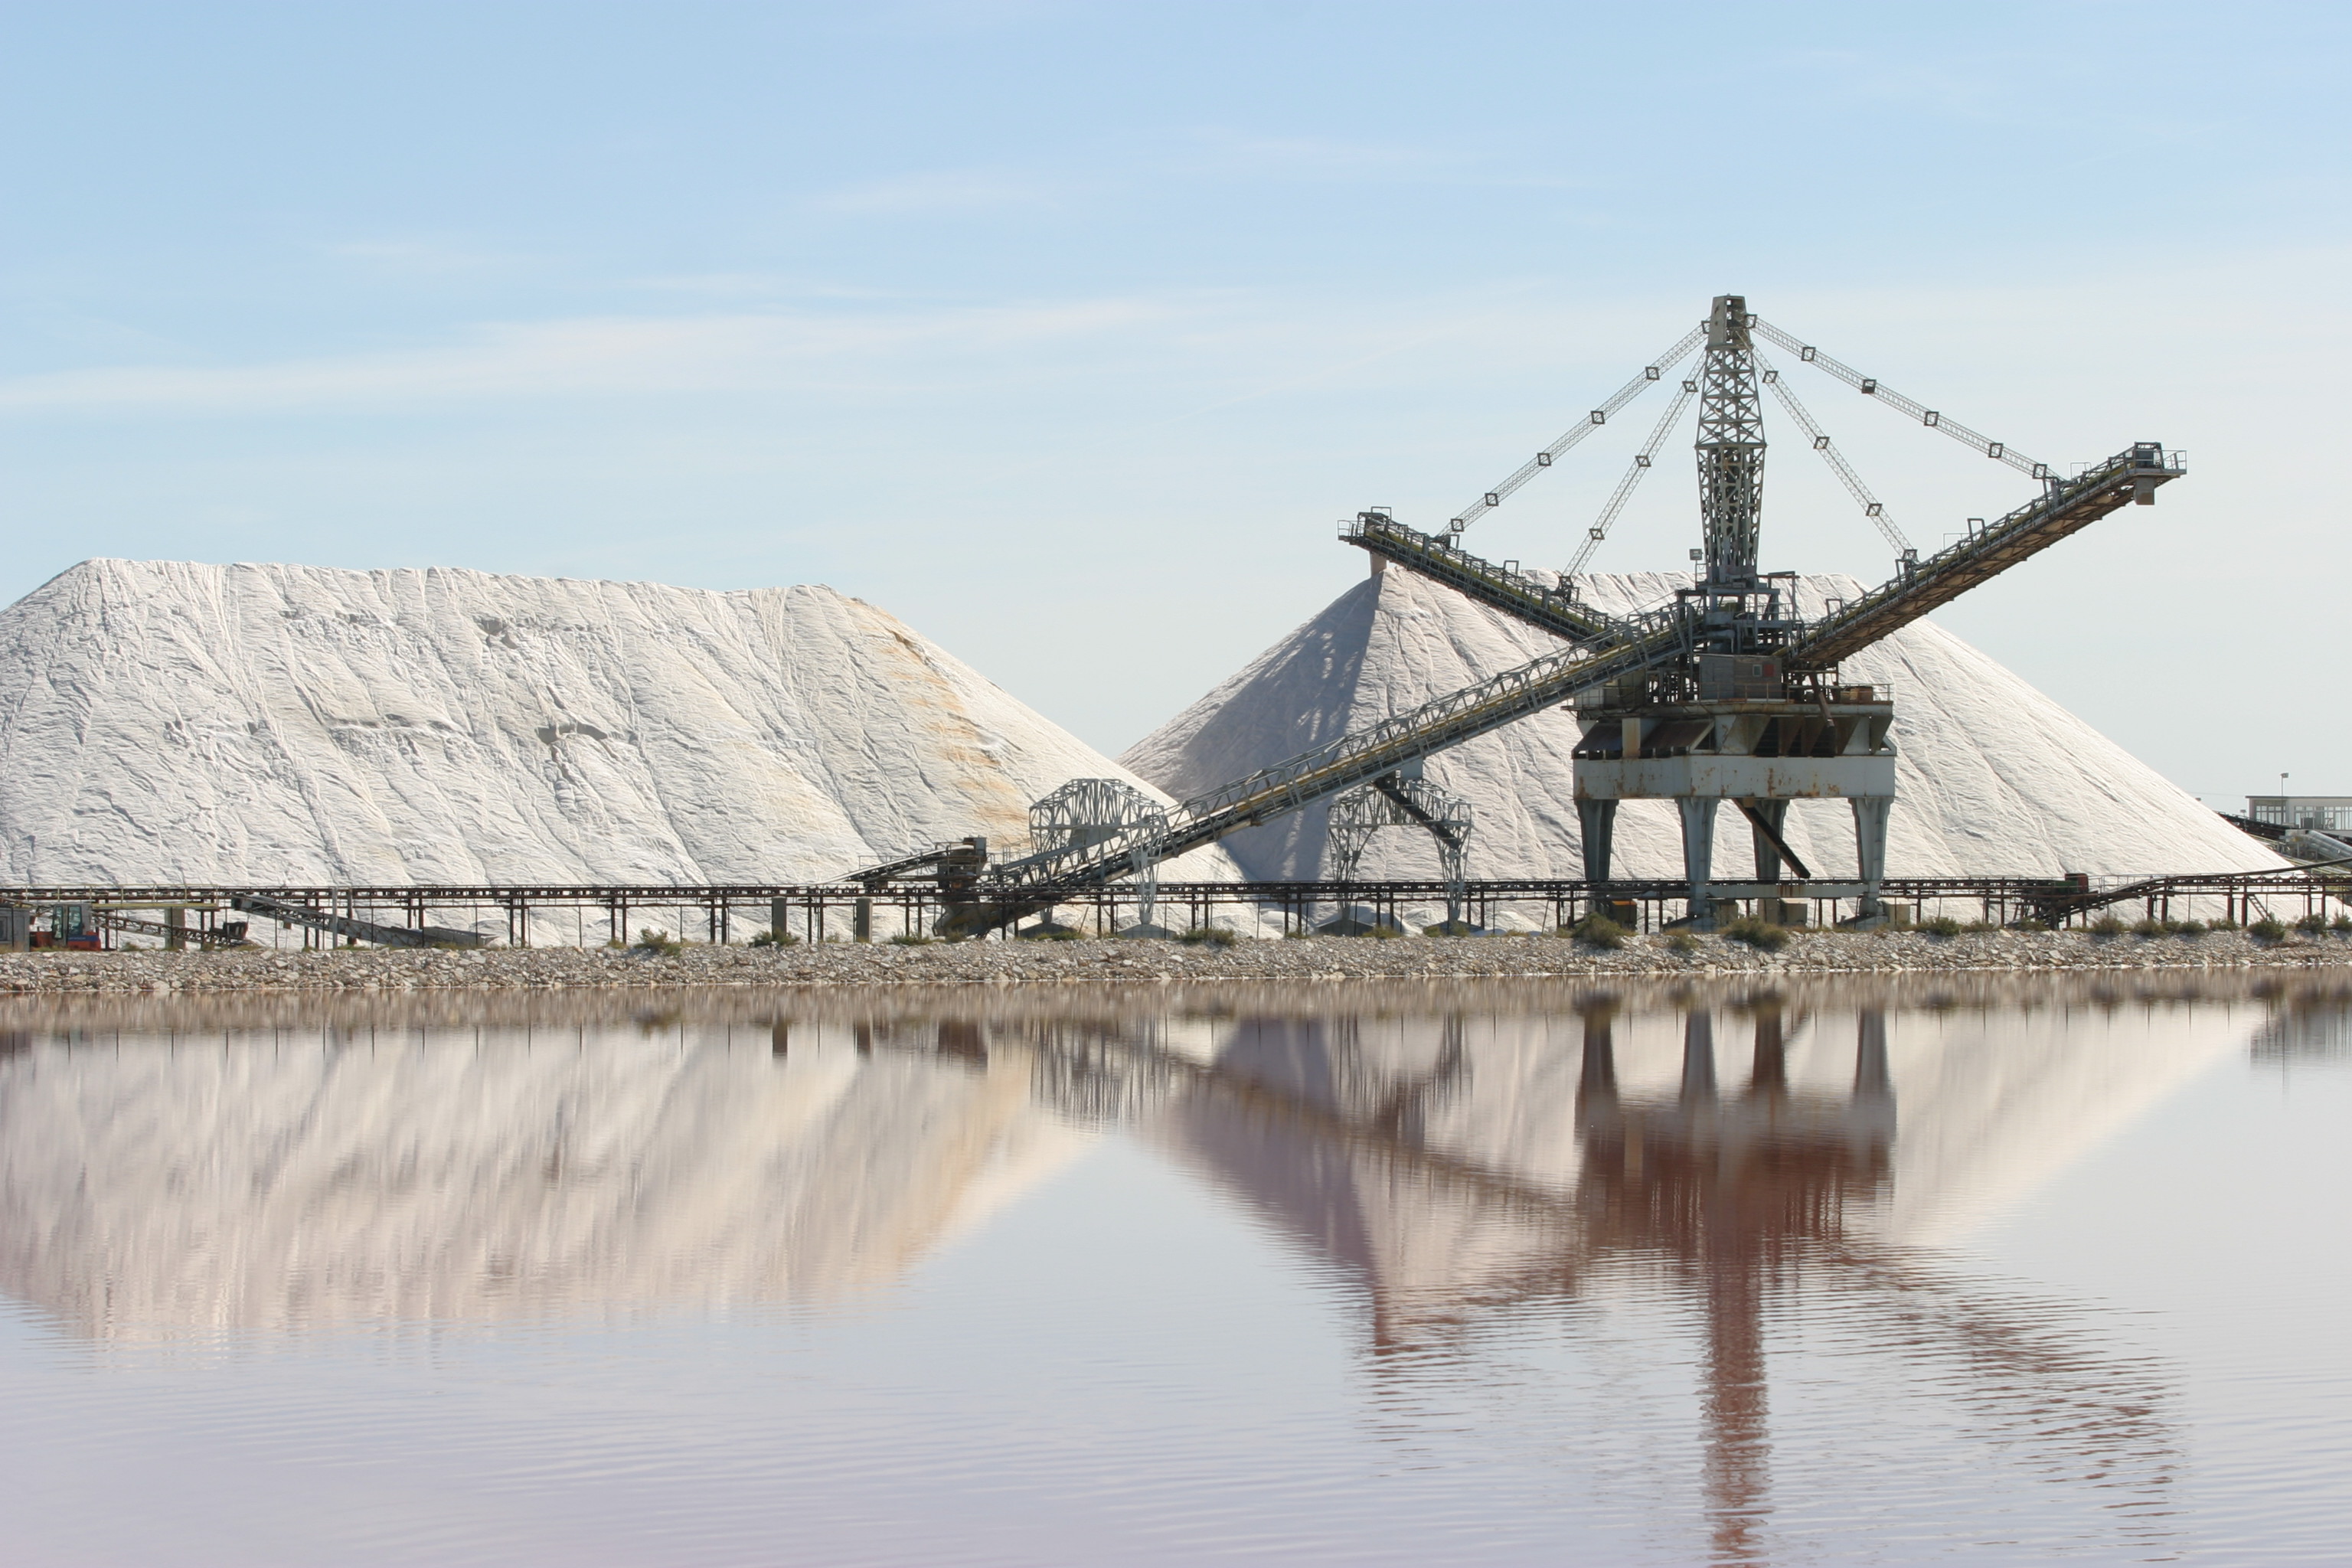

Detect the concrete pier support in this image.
[1678,797,1720,923]
[1576,797,1618,884]
[1851,796,1892,917]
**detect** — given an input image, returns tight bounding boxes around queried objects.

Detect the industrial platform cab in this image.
[1571,661,1897,926]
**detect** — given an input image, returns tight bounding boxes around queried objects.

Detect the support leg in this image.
[1746,799,1789,882]
[1678,796,1720,925]
[1851,796,1892,918]
[1576,796,1618,884]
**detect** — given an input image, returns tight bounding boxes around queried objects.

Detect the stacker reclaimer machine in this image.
[851,294,2184,934]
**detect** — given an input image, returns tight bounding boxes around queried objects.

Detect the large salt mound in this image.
[0,559,1240,886]
[1124,569,2284,883]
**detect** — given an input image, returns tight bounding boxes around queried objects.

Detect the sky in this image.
[2,1,2346,802]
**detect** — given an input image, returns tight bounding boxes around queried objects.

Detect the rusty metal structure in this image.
[801,297,2179,933]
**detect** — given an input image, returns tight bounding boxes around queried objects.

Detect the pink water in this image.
[1,975,2345,1565]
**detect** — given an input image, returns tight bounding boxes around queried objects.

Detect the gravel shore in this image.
[7,927,2352,992]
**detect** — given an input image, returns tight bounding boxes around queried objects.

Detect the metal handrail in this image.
[1341,512,1635,647]
[1789,443,2183,668]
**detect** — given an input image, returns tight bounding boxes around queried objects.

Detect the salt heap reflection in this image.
[0,980,2299,1343]
[2,977,2337,1558]
[0,1001,1088,1333]
[1126,987,2226,1560]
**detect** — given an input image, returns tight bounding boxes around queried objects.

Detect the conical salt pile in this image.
[1122,568,2282,884]
[0,560,1239,886]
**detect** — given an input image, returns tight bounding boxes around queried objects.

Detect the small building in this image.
[2246,795,2352,833]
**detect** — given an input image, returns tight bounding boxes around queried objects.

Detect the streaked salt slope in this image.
[0,559,1238,887]
[1124,569,2284,884]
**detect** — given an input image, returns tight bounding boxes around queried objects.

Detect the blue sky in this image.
[2,2,2345,800]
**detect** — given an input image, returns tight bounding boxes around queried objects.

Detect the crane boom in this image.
[1750,317,2048,481]
[938,443,2182,935]
[1788,443,2181,668]
[1445,327,1704,533]
[935,621,1687,934]
[1341,511,1632,647]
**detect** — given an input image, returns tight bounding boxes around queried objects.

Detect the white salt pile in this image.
[1123,568,2284,884]
[0,560,1241,888]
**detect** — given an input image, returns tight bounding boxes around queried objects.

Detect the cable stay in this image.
[1752,348,1914,559]
[1750,317,2049,482]
[1445,326,1704,535]
[1562,368,1699,577]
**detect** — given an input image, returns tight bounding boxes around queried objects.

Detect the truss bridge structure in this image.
[852,292,2184,936]
[1325,767,1474,930]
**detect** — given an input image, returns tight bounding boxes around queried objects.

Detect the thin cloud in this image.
[322,237,538,278]
[0,300,1172,414]
[1174,129,1455,181]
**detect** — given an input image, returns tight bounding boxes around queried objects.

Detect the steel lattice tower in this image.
[1695,295,1766,590]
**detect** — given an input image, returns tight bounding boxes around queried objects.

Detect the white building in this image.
[2246,796,2352,832]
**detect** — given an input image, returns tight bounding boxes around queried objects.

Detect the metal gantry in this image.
[840,292,2184,936]
[1695,296,1769,588]
[3,863,2342,952]
[1326,769,1474,929]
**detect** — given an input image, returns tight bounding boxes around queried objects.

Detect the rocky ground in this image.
[7,926,2352,992]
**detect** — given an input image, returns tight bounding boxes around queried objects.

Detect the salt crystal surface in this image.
[0,559,1239,886]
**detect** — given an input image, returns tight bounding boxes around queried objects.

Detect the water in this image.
[2,975,2347,1566]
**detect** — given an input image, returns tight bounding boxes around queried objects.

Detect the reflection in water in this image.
[1106,985,2230,1563]
[0,1004,1084,1332]
[2249,979,2352,1064]
[0,975,2341,1563]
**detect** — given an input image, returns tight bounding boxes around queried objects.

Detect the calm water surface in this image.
[2,975,2347,1566]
